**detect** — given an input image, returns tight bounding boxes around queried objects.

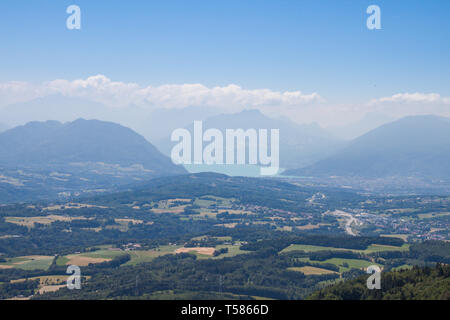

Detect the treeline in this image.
[35,249,337,300]
[0,279,39,299]
[369,241,450,269]
[409,241,450,264]
[309,264,450,300]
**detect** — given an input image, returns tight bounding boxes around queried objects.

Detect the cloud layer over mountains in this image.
[1,75,449,132]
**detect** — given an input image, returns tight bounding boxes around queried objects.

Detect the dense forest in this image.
[309,264,450,300]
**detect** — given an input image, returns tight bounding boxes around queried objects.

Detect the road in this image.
[327,210,359,236]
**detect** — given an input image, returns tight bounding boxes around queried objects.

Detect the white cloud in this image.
[368,92,450,105]
[0,81,44,106]
[0,74,323,110]
[279,92,450,128]
[0,76,449,129]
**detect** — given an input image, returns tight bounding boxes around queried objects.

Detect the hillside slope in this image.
[285,115,450,179]
[309,264,450,300]
[0,119,186,202]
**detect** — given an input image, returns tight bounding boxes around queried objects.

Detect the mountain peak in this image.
[0,119,186,175]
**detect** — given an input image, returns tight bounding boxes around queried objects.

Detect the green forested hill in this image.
[309,264,450,300]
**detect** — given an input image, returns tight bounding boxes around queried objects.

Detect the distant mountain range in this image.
[0,95,221,144]
[0,123,8,133]
[0,119,186,203]
[326,112,395,140]
[137,106,222,142]
[156,109,345,171]
[285,115,450,179]
[1,113,449,202]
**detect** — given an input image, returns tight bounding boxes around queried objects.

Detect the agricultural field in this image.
[288,266,338,275]
[211,244,249,259]
[381,234,410,241]
[361,244,410,254]
[418,212,450,220]
[125,249,179,266]
[194,196,235,207]
[175,247,216,256]
[280,243,409,254]
[0,255,55,270]
[5,215,88,228]
[43,203,108,211]
[11,275,68,286]
[56,249,127,266]
[300,257,380,273]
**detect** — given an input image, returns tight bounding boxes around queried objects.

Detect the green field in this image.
[55,256,69,266]
[194,198,216,207]
[0,256,55,270]
[125,250,172,265]
[362,244,409,254]
[296,257,381,273]
[77,249,127,259]
[194,196,234,208]
[392,264,413,271]
[281,243,409,254]
[281,244,351,253]
[212,245,249,259]
[288,266,338,275]
[418,212,450,220]
[125,245,182,265]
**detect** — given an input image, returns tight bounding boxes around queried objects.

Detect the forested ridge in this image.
[309,264,450,300]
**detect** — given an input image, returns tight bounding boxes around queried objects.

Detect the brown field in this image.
[81,227,102,232]
[214,223,237,228]
[6,296,30,300]
[0,265,13,269]
[381,234,409,241]
[115,218,143,225]
[152,206,187,214]
[175,247,216,256]
[296,224,320,230]
[10,275,75,296]
[17,255,53,262]
[289,266,338,275]
[11,275,68,285]
[65,255,111,266]
[38,284,66,295]
[268,216,284,221]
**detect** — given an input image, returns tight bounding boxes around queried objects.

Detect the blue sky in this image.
[0,0,449,105]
